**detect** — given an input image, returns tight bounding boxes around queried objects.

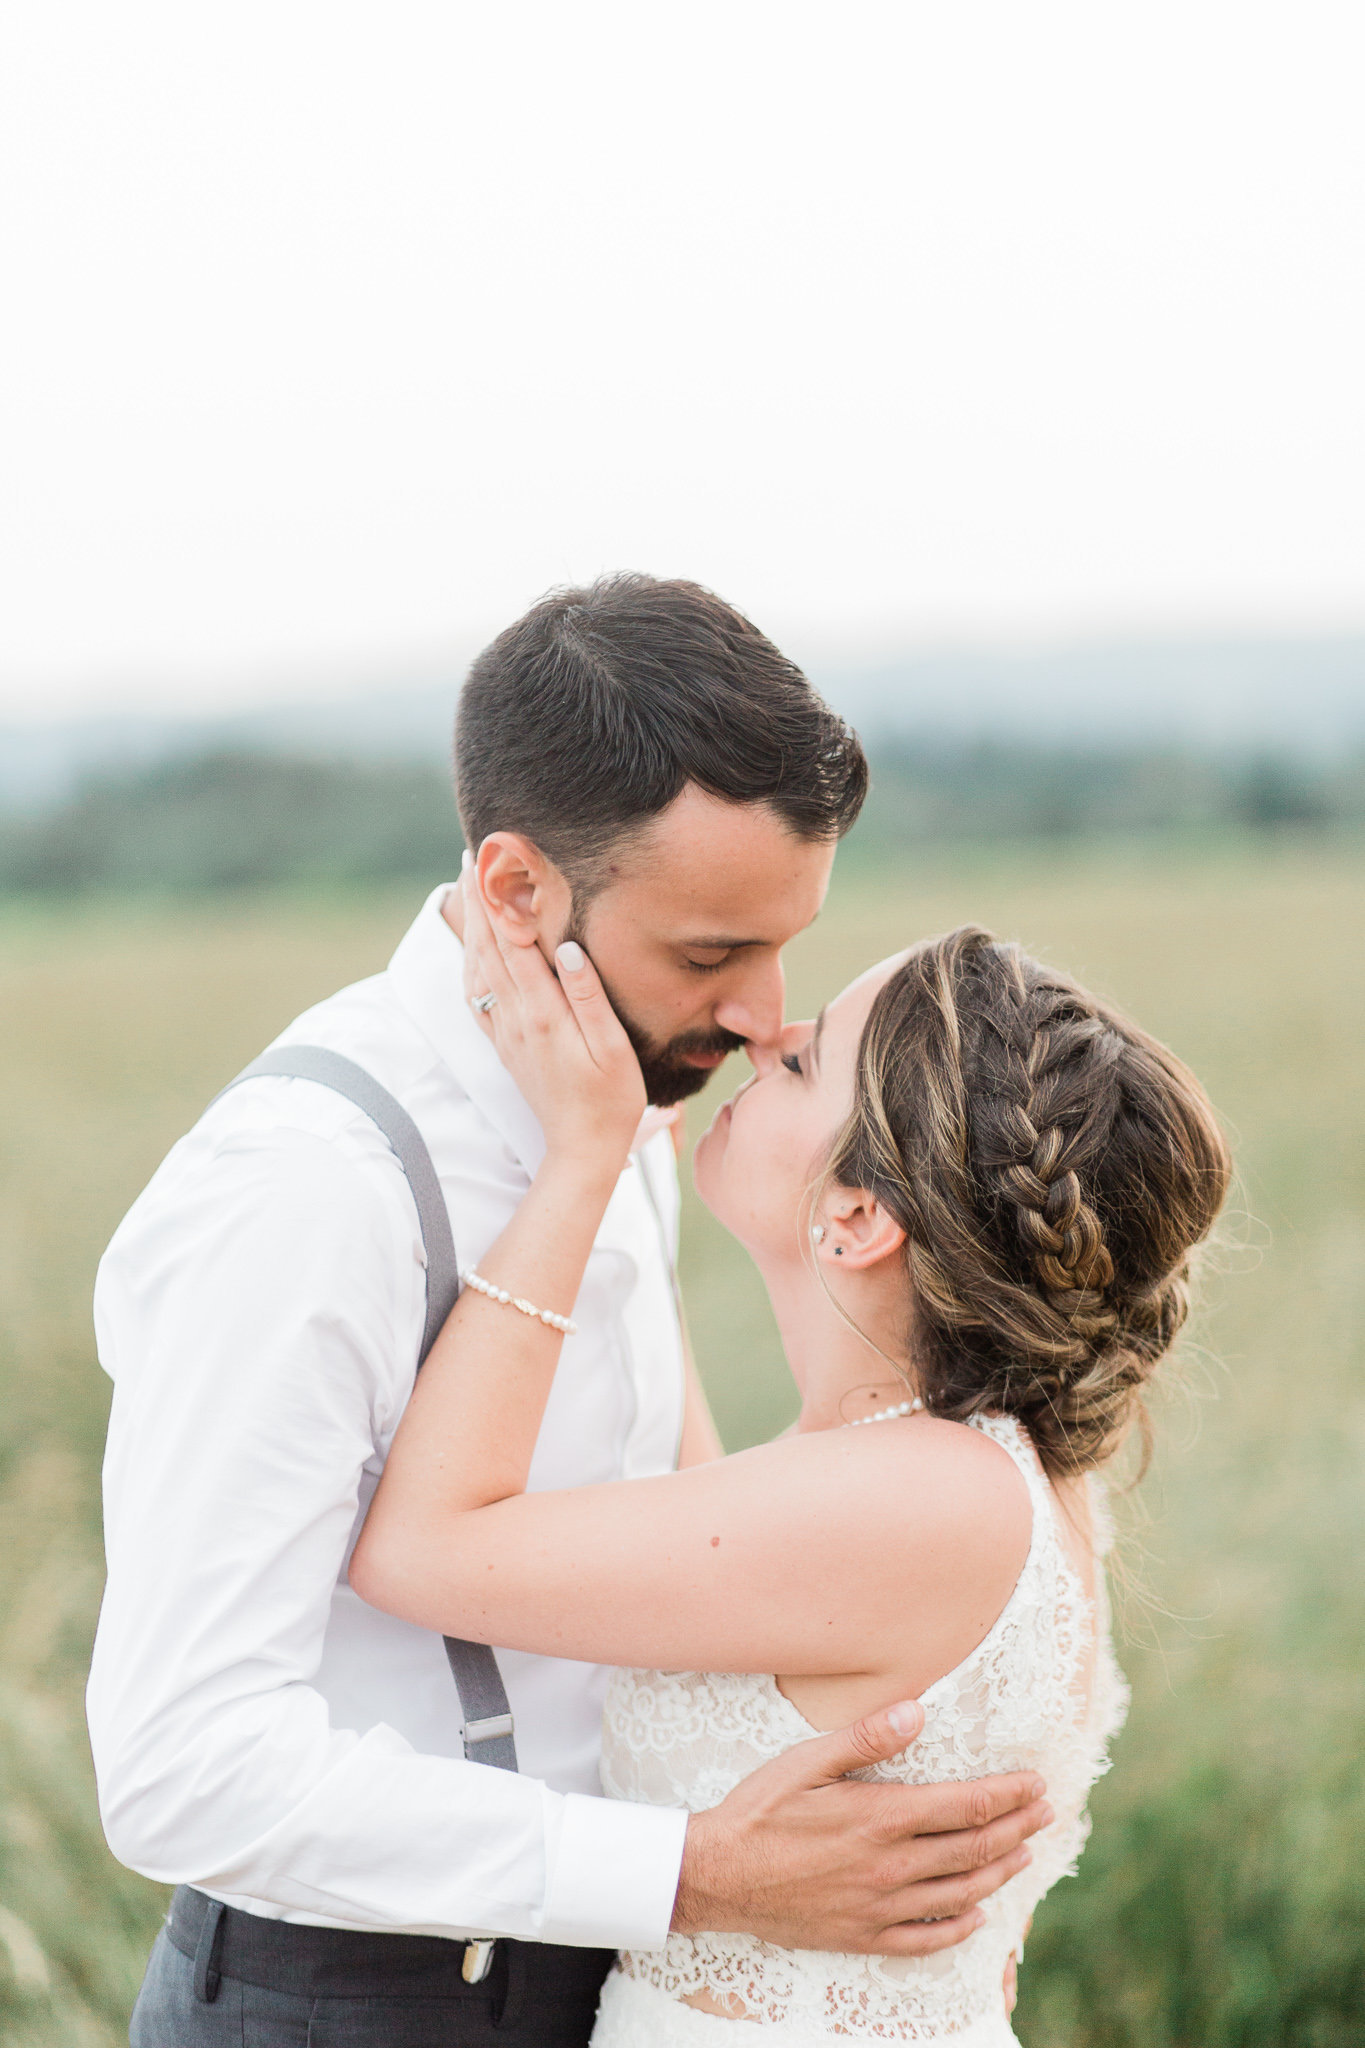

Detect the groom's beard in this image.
[574,944,747,1106]
[618,1011,749,1108]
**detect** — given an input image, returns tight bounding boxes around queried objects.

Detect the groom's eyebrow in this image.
[683,909,822,952]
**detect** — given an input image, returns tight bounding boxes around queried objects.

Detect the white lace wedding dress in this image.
[592,1414,1128,2045]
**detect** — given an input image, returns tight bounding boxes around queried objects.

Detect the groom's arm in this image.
[87,1109,685,1949]
[677,1703,1050,1953]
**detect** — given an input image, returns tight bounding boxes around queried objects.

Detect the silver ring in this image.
[470,991,498,1015]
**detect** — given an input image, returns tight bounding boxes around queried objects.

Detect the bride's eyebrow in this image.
[810,1006,828,1071]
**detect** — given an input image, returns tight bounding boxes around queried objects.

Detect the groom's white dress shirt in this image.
[87,884,691,1950]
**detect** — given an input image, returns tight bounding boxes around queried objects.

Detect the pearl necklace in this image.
[845,1397,923,1428]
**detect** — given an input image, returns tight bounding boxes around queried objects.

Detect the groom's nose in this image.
[713,957,785,1050]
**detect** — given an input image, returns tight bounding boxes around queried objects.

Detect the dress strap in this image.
[966,1412,1054,1524]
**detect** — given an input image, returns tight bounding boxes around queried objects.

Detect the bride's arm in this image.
[352,861,646,1572]
[354,1404,1025,1680]
[352,868,1026,1685]
[679,1334,725,1466]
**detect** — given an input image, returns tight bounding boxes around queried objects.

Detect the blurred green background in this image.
[1,823,1362,2044]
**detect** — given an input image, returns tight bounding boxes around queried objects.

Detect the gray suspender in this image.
[216,1045,518,1775]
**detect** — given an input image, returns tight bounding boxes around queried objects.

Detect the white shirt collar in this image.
[386,884,548,1177]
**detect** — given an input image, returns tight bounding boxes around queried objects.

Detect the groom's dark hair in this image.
[454,574,867,896]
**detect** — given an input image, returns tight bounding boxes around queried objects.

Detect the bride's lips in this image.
[701,1074,753,1142]
[700,1094,734,1144]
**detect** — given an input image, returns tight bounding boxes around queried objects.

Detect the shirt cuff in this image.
[541,1793,689,1951]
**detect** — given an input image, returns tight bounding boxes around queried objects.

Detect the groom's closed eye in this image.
[679,934,767,975]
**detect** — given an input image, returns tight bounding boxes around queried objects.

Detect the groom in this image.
[90,575,1051,2047]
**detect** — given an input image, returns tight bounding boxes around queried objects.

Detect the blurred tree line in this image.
[1,740,1362,895]
[0,754,463,894]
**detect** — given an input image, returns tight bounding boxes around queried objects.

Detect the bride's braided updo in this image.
[824,927,1231,1479]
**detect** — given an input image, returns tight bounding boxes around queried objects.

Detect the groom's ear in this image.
[474,834,573,950]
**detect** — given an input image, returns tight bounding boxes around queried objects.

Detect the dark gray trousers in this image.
[129,1894,615,2048]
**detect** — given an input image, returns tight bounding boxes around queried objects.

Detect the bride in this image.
[351,867,1230,2044]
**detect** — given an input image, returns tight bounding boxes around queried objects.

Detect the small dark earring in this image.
[834,1246,844,1256]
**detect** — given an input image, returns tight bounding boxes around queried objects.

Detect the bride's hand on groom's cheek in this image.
[671,1696,1053,1956]
[461,862,645,1166]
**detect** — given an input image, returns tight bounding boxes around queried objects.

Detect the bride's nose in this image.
[745,1022,812,1078]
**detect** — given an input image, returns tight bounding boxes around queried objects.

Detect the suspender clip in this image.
[462,1939,497,1983]
[463,1712,515,1745]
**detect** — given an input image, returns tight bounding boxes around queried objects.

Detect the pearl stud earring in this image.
[811,1224,826,1245]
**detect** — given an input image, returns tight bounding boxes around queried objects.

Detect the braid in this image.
[828,927,1231,1480]
[989,1004,1119,1343]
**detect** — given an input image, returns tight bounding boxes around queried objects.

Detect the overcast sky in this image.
[2,0,1363,720]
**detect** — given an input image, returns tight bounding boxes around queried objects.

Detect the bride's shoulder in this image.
[761,1413,1033,1567]
[750,1417,1034,1686]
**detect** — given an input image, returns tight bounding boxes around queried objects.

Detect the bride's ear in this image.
[816,1188,906,1271]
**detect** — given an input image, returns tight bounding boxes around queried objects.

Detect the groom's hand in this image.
[671,1697,1052,1955]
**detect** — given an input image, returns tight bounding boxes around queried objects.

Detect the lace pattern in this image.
[598,1415,1128,2040]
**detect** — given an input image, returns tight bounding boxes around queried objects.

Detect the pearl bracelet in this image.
[462,1268,578,1336]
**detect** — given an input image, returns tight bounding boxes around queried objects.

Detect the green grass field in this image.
[1,839,1361,2045]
